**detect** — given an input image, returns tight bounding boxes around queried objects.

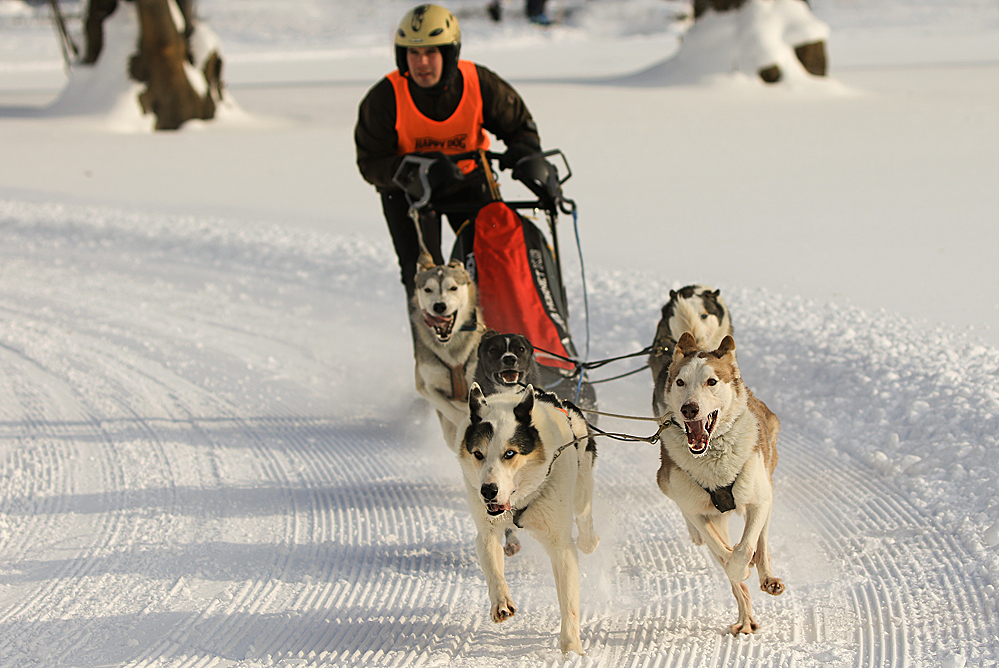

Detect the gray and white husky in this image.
[457,383,599,657]
[652,332,784,634]
[411,252,483,450]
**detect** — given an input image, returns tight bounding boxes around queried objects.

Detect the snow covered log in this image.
[694,0,828,81]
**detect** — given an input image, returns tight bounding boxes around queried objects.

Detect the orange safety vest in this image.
[389,60,490,174]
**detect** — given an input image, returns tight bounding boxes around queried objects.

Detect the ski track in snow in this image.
[1,202,997,667]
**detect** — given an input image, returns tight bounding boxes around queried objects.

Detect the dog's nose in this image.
[681,402,699,420]
[500,353,517,367]
[433,302,447,314]
[480,483,498,501]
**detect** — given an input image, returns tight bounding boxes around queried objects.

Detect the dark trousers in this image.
[526,0,547,17]
[381,190,481,299]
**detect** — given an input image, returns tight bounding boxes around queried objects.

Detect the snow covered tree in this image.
[81,0,224,129]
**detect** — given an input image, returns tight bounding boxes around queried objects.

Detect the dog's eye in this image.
[473,451,484,460]
[676,379,685,387]
[449,285,458,291]
[707,378,718,387]
[504,449,517,460]
[700,314,709,320]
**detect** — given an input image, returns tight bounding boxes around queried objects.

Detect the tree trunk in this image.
[83,0,222,130]
[130,0,212,129]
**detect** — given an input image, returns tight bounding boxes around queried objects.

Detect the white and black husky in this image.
[652,332,784,635]
[648,285,733,385]
[472,330,542,557]
[411,253,483,450]
[457,383,599,657]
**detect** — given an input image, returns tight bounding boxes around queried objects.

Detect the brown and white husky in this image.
[652,332,784,634]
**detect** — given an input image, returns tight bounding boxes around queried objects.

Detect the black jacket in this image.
[355,63,541,192]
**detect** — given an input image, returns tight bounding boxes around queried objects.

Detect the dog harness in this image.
[510,396,580,528]
[704,481,737,513]
[432,317,481,400]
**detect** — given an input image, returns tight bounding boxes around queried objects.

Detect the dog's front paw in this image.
[576,531,599,555]
[490,595,517,623]
[761,576,785,596]
[504,528,521,557]
[560,636,585,658]
[730,616,760,635]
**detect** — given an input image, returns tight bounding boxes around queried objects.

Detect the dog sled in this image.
[394,148,596,414]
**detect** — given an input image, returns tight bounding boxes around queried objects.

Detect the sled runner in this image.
[394,149,596,414]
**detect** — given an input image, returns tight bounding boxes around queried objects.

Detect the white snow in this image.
[1,0,998,666]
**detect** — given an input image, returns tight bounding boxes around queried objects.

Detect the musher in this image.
[354,3,544,299]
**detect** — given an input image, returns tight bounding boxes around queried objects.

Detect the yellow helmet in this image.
[394,5,462,87]
[395,4,460,48]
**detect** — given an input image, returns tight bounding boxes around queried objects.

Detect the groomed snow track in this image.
[0,204,995,667]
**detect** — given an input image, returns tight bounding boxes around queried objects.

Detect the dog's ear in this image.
[713,335,736,358]
[468,383,485,423]
[514,385,535,425]
[417,252,436,272]
[668,289,678,301]
[674,331,699,361]
[446,259,464,270]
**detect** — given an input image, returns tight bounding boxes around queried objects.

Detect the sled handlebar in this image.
[392,148,575,216]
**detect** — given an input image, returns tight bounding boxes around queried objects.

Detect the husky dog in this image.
[458,383,599,657]
[474,331,540,396]
[472,330,542,557]
[648,285,732,385]
[411,252,484,450]
[652,332,784,635]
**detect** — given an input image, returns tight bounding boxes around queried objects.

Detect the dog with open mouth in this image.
[457,383,599,657]
[652,332,785,635]
[470,330,542,557]
[411,252,484,451]
[474,331,540,396]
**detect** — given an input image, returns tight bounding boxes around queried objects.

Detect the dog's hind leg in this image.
[535,526,585,657]
[435,412,459,453]
[683,513,703,545]
[753,514,785,596]
[688,514,733,565]
[573,450,599,554]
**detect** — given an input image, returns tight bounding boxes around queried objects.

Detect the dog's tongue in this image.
[685,420,710,448]
[499,370,520,384]
[486,501,511,516]
[423,313,450,328]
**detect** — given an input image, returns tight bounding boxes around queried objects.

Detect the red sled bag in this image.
[452,201,577,371]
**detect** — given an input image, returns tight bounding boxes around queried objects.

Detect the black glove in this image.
[499,144,539,171]
[424,153,462,190]
[395,153,462,202]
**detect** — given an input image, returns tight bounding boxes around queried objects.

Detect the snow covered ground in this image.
[1,0,999,666]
